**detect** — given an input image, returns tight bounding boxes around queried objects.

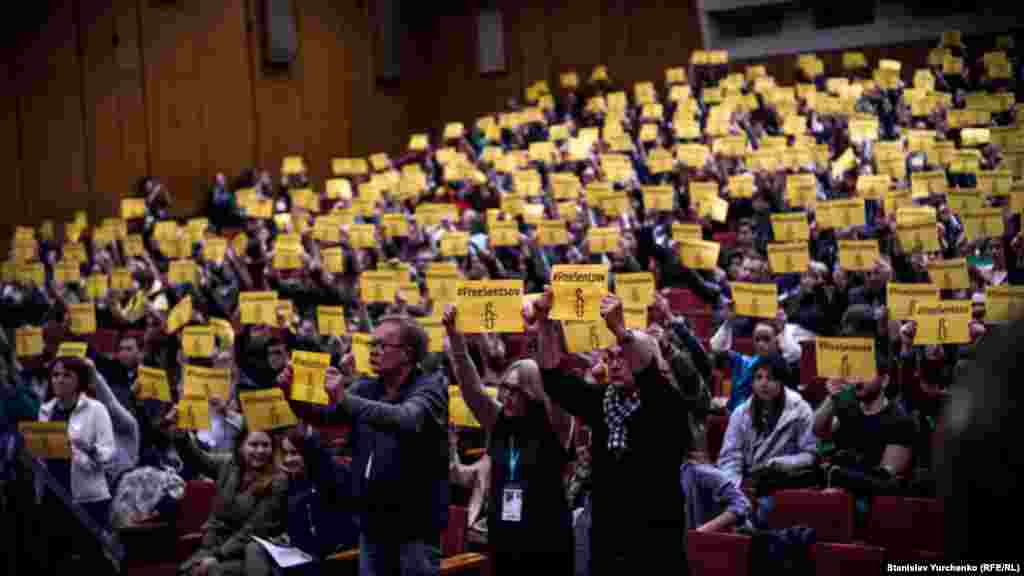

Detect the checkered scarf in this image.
[603,384,641,458]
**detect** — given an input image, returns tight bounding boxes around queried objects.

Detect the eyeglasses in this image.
[369,339,406,352]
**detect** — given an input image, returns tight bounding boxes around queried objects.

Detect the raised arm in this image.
[330,370,446,435]
[442,305,500,432]
[85,358,139,458]
[716,407,747,484]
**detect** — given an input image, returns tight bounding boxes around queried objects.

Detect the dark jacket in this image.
[289,368,448,542]
[542,360,689,576]
[287,432,358,558]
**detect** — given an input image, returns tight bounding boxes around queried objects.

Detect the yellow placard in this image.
[731,282,778,319]
[927,259,970,291]
[588,227,621,254]
[440,232,470,257]
[86,274,109,300]
[240,389,298,432]
[201,237,227,264]
[455,280,524,334]
[897,221,942,253]
[282,156,306,175]
[53,261,81,284]
[177,395,212,431]
[360,271,398,304]
[15,326,44,358]
[209,318,235,348]
[19,422,71,459]
[856,174,891,200]
[239,291,278,326]
[68,303,96,335]
[121,198,146,220]
[182,326,215,358]
[563,319,617,354]
[449,385,499,428]
[913,301,971,345]
[642,186,674,212]
[985,286,1024,323]
[56,341,88,359]
[291,351,331,406]
[815,338,877,381]
[426,268,460,304]
[767,243,810,274]
[414,204,458,228]
[887,284,941,320]
[678,239,721,271]
[550,265,608,322]
[417,318,445,354]
[164,296,193,335]
[961,208,1004,241]
[183,364,231,400]
[315,306,347,338]
[770,212,810,242]
[322,246,345,274]
[786,174,817,207]
[538,220,569,246]
[837,240,881,272]
[728,174,755,199]
[352,332,377,376]
[325,179,353,200]
[672,223,702,241]
[17,263,45,287]
[122,234,145,257]
[550,173,581,200]
[615,272,655,308]
[136,366,172,402]
[168,260,197,285]
[489,219,519,248]
[817,198,866,230]
[946,188,984,215]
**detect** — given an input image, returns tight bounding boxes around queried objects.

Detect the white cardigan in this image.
[39,394,116,503]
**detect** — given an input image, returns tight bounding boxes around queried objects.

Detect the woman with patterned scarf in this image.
[535,290,692,576]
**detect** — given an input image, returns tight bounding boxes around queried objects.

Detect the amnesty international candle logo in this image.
[550,265,607,322]
[815,338,877,380]
[455,280,524,334]
[912,301,971,345]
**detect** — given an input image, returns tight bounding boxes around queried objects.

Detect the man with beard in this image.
[812,348,916,486]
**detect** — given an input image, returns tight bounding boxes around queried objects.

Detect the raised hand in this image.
[325,366,345,404]
[441,305,468,356]
[600,294,626,340]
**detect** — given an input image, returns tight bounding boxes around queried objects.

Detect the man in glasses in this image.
[281,315,447,576]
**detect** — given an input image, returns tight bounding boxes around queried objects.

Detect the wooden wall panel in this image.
[138,0,205,217]
[348,0,408,157]
[14,0,89,227]
[0,55,26,254]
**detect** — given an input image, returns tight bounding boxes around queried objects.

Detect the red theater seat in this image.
[176,480,217,561]
[733,337,754,357]
[685,312,714,339]
[799,341,827,406]
[666,288,708,313]
[88,329,121,358]
[687,529,752,576]
[813,542,885,576]
[867,496,945,561]
[443,506,469,557]
[767,489,854,543]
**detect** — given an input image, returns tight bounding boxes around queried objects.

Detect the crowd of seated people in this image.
[1,28,1022,575]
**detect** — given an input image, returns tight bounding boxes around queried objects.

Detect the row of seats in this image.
[690,531,887,576]
[122,480,488,575]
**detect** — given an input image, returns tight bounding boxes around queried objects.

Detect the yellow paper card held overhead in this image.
[291,350,331,405]
[15,326,44,358]
[182,326,215,358]
[240,389,298,432]
[183,364,231,400]
[887,283,941,321]
[985,286,1024,323]
[731,282,778,319]
[360,271,398,304]
[614,273,655,308]
[816,338,877,381]
[136,366,172,402]
[177,395,211,431]
[240,292,278,326]
[455,280,524,334]
[563,320,617,354]
[838,240,881,272]
[588,227,621,254]
[913,301,971,345]
[550,265,609,322]
[928,259,970,291]
[68,303,96,335]
[678,239,721,271]
[770,212,810,243]
[56,341,88,359]
[767,243,810,275]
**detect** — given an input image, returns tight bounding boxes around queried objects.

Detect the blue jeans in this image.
[755,495,775,528]
[358,532,440,576]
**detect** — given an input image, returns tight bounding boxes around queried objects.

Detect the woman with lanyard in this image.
[443,303,574,575]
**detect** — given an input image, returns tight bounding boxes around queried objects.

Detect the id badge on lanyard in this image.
[501,438,523,522]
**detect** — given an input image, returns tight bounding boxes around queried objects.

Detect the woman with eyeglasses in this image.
[533,290,692,576]
[442,303,574,576]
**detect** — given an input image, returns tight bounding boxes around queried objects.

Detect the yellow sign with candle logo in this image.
[985,286,1024,323]
[551,265,608,322]
[588,227,621,254]
[455,280,524,334]
[731,282,778,319]
[615,273,655,307]
[913,301,971,345]
[838,240,880,272]
[450,385,499,428]
[360,271,398,304]
[291,351,331,405]
[440,232,470,257]
[240,291,278,326]
[927,259,970,291]
[183,365,231,400]
[19,422,71,459]
[770,212,810,242]
[961,208,1004,241]
[56,342,87,358]
[136,366,172,402]
[182,326,215,358]
[767,243,810,274]
[15,326,44,358]
[678,239,721,271]
[563,319,617,354]
[815,338,877,381]
[68,303,96,335]
[317,306,346,337]
[352,333,377,376]
[177,394,211,431]
[240,389,298,432]
[887,284,940,321]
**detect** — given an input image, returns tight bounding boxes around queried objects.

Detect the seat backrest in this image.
[866,496,945,554]
[667,288,708,314]
[687,529,752,576]
[706,415,729,463]
[442,505,469,557]
[88,329,121,358]
[814,542,885,576]
[799,341,826,406]
[175,480,217,536]
[767,489,854,543]
[685,312,714,339]
[733,337,754,357]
